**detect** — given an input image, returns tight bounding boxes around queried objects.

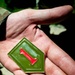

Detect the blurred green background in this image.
[0,0,75,75]
[0,0,75,12]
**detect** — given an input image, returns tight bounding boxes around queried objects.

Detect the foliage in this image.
[0,0,75,12]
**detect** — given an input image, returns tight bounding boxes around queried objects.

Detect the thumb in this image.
[30,5,73,25]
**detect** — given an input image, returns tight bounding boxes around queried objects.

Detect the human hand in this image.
[0,5,75,75]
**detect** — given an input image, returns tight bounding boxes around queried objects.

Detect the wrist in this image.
[0,7,11,41]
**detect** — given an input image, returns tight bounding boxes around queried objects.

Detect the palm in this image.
[0,6,75,75]
[0,9,50,75]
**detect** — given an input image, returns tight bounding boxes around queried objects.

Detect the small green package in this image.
[8,38,45,73]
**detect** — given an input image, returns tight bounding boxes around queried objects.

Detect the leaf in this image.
[49,24,67,35]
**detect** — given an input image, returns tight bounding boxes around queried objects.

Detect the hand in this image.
[0,5,75,75]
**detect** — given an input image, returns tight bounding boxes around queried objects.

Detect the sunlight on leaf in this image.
[49,24,67,35]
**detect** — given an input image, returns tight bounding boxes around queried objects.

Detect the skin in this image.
[0,5,75,75]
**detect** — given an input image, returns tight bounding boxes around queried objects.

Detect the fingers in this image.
[47,39,75,75]
[30,73,45,75]
[13,70,29,75]
[45,58,66,75]
[29,5,73,24]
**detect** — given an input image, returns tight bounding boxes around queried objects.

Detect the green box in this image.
[8,38,45,73]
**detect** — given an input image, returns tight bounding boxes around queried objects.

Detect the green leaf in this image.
[49,24,67,35]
